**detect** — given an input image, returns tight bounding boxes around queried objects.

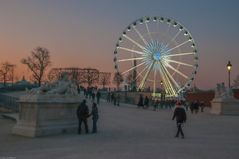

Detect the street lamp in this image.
[227,61,232,88]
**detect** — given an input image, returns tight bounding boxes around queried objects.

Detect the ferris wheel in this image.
[113,16,199,97]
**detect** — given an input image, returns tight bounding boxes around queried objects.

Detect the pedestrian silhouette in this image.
[90,102,99,133]
[76,99,90,134]
[96,91,101,104]
[137,94,144,108]
[172,101,187,139]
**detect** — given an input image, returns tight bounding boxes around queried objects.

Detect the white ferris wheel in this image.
[113,16,199,97]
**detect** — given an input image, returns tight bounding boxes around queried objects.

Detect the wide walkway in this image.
[0,98,239,159]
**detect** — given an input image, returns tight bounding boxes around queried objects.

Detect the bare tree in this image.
[0,62,15,86]
[21,47,51,86]
[99,72,111,88]
[48,68,62,82]
[233,74,239,88]
[113,72,123,90]
[81,68,99,87]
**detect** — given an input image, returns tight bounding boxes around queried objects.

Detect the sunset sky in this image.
[0,0,238,89]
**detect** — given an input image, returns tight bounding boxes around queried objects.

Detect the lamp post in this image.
[160,81,165,101]
[227,61,232,88]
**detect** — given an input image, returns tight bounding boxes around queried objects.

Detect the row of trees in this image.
[1,46,239,90]
[48,67,111,88]
[0,62,15,86]
[1,47,113,88]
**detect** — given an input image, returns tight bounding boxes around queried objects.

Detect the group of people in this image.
[137,94,149,109]
[137,94,178,111]
[77,90,203,139]
[188,100,205,113]
[76,99,99,134]
[106,91,120,106]
[83,87,101,104]
[153,99,178,111]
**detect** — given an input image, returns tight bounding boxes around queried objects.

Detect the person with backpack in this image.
[76,99,90,134]
[172,100,187,139]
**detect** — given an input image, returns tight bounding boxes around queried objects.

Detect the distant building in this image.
[0,76,36,92]
[15,76,31,86]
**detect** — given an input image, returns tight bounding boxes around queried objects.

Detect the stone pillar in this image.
[12,95,81,137]
[211,97,239,115]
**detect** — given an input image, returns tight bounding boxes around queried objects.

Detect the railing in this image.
[0,93,19,112]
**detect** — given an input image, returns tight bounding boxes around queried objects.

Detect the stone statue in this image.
[26,73,78,96]
[215,82,233,99]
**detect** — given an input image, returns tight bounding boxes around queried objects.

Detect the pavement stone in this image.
[0,98,239,159]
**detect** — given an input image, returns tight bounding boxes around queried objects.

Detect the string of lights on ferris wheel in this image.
[114,16,199,97]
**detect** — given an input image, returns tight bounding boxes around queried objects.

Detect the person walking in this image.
[172,101,187,139]
[76,99,90,134]
[107,91,111,102]
[137,94,144,108]
[200,101,205,112]
[144,96,149,109]
[96,91,101,104]
[91,92,96,102]
[90,102,99,133]
[116,93,120,106]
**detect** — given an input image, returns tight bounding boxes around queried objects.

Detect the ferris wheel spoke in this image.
[165,23,171,37]
[117,47,144,55]
[164,40,190,54]
[166,59,193,67]
[165,30,181,48]
[166,63,189,79]
[160,61,180,90]
[133,26,148,46]
[118,57,143,62]
[160,66,177,96]
[135,64,150,80]
[122,61,146,75]
[164,52,195,58]
[145,22,153,43]
[139,62,154,89]
[153,68,157,95]
[123,35,146,50]
[159,67,174,96]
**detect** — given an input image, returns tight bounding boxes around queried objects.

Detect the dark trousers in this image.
[176,122,184,137]
[97,98,100,104]
[92,119,98,133]
[78,118,89,134]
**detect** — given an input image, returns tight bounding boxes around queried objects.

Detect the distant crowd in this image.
[76,88,206,139]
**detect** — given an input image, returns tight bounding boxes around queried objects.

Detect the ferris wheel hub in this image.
[153,52,161,61]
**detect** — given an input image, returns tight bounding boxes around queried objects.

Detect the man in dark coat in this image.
[172,101,187,138]
[77,99,89,134]
[137,94,144,108]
